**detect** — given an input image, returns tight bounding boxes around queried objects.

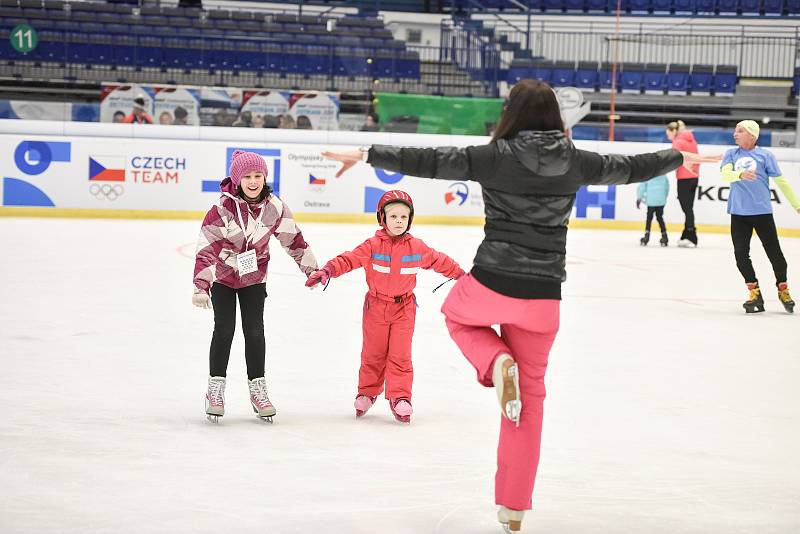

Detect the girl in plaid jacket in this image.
[193,150,318,422]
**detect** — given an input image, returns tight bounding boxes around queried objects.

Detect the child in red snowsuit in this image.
[306,190,464,423]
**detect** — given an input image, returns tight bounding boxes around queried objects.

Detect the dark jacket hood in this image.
[505,130,574,177]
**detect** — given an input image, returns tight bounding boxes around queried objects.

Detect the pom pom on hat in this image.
[229,150,268,188]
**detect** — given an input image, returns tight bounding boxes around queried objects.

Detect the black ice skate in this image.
[640,231,650,246]
[659,233,668,247]
[777,283,795,313]
[743,282,765,314]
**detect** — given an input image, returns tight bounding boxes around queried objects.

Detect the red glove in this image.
[305,268,331,288]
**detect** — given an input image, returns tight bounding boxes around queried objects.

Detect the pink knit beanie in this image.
[229,150,268,188]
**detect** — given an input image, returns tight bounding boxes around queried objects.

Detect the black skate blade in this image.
[206,414,222,424]
[255,415,274,423]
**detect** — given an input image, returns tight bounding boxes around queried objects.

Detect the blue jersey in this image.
[720,147,782,216]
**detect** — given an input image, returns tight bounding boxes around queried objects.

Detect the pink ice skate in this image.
[389,398,413,424]
[354,394,376,418]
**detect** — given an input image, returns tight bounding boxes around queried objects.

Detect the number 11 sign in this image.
[11,24,38,54]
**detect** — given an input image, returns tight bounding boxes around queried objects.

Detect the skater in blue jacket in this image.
[636,174,670,246]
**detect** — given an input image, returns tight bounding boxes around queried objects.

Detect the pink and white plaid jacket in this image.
[193,178,318,295]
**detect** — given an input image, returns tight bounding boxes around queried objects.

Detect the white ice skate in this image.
[248,377,277,423]
[498,506,525,533]
[493,353,521,427]
[205,376,226,423]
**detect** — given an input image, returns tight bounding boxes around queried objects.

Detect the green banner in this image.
[374,93,502,136]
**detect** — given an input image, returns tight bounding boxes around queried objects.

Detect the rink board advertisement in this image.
[0,123,798,230]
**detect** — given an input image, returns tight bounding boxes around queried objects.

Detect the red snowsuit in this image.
[323,229,464,399]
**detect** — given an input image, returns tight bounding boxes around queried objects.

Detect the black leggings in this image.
[677,178,698,230]
[645,206,666,233]
[730,214,788,285]
[209,282,267,380]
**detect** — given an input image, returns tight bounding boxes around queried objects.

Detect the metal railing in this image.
[495,28,798,77]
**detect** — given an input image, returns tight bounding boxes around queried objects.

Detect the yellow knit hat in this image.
[736,120,760,141]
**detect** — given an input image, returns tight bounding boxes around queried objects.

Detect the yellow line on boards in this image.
[1,207,798,238]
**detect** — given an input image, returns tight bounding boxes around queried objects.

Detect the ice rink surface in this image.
[1,217,798,534]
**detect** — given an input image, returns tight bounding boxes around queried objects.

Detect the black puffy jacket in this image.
[368,130,683,299]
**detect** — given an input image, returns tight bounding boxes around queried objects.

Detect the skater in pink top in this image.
[324,79,719,532]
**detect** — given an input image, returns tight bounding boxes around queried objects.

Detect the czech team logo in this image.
[445,182,469,206]
[309,173,326,185]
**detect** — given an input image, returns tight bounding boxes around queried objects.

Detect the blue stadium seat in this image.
[714,64,737,95]
[112,34,136,67]
[717,0,739,12]
[672,0,696,11]
[262,42,282,73]
[652,0,672,12]
[375,50,397,79]
[305,45,330,75]
[550,61,575,86]
[542,0,565,12]
[643,63,667,94]
[763,0,784,13]
[689,64,714,95]
[695,0,715,11]
[599,62,620,92]
[667,63,690,95]
[563,0,585,11]
[162,38,186,69]
[626,0,651,12]
[575,61,599,90]
[586,0,609,10]
[90,34,113,65]
[620,62,644,93]
[399,51,420,79]
[530,60,553,83]
[793,67,800,96]
[739,0,761,12]
[136,36,164,69]
[507,58,534,84]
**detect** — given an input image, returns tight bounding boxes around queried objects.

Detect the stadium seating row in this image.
[507,60,738,95]
[456,0,797,14]
[0,27,421,79]
[0,9,395,39]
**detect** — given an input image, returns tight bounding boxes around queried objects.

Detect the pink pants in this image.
[441,274,560,511]
[359,293,417,400]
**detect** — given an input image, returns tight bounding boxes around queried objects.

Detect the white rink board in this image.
[0,120,798,229]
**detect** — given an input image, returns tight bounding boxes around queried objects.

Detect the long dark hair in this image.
[492,79,564,142]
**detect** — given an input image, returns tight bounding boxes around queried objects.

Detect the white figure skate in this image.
[205,376,226,423]
[493,354,521,427]
[249,377,277,423]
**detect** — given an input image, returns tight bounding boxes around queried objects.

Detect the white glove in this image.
[192,292,211,309]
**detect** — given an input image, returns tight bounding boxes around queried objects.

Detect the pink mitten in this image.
[305,268,331,288]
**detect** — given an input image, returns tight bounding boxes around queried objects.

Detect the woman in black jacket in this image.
[323,79,717,532]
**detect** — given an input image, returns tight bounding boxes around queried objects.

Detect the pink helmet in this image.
[376,190,414,230]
